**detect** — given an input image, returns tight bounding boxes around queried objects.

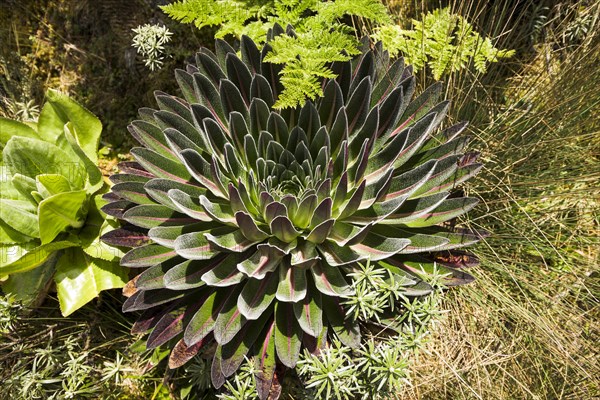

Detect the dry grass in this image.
[393,1,600,398]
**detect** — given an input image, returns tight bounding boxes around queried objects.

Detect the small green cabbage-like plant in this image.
[102,32,483,398]
[0,90,127,316]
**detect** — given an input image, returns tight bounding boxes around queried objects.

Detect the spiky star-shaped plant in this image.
[102,31,483,398]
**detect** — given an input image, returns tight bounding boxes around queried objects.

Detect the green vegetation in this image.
[373,7,515,79]
[102,33,482,399]
[0,0,598,399]
[161,0,511,108]
[0,90,127,316]
[163,0,392,108]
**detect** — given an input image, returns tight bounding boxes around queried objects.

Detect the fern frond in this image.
[315,0,391,25]
[373,7,514,80]
[161,0,260,31]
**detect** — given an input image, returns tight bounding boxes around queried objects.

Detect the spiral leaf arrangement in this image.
[102,30,483,398]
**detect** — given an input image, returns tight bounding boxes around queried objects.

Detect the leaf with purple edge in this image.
[101,225,150,248]
[123,204,198,229]
[322,295,361,348]
[184,289,225,346]
[220,305,273,377]
[293,279,323,337]
[309,261,354,297]
[213,284,247,345]
[254,319,277,400]
[121,244,178,268]
[274,301,302,368]
[276,261,307,303]
[237,272,278,320]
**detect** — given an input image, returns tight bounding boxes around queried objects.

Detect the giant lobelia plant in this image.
[0,90,127,316]
[102,30,484,398]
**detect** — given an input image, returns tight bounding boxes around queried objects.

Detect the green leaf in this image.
[36,174,72,197]
[276,261,307,302]
[0,218,33,244]
[3,136,84,186]
[322,294,361,348]
[63,125,103,193]
[54,247,128,316]
[38,190,87,244]
[36,101,64,143]
[46,89,102,163]
[0,199,39,238]
[184,288,225,346]
[2,255,56,307]
[0,241,77,277]
[254,319,277,400]
[293,281,323,336]
[220,307,272,377]
[121,244,178,268]
[0,117,40,147]
[237,272,278,320]
[1,169,30,201]
[274,301,302,368]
